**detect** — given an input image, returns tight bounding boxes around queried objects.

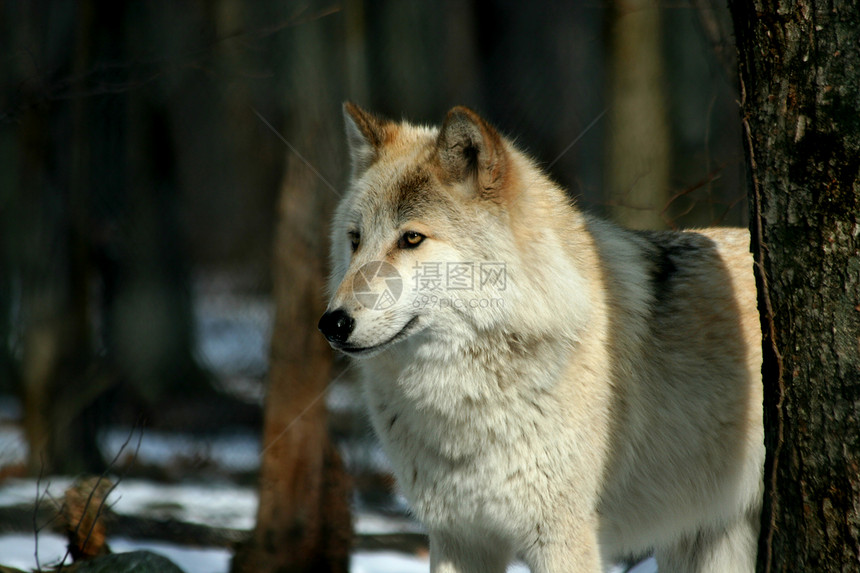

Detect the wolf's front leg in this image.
[521,525,603,573]
[429,531,512,573]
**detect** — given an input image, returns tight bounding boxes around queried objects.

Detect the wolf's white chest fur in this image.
[360,332,612,542]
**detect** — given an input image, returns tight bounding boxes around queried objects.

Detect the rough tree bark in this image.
[730,1,860,570]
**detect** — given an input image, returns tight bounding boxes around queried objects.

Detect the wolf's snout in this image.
[318,308,355,344]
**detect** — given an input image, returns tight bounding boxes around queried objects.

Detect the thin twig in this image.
[659,163,727,216]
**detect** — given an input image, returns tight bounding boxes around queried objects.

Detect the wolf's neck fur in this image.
[360,327,577,462]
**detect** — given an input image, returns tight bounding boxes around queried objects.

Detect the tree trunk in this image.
[604,0,671,229]
[231,6,352,571]
[730,1,860,570]
[15,0,105,476]
[119,3,212,404]
[231,140,352,571]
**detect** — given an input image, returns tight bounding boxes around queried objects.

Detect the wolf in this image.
[319,103,764,573]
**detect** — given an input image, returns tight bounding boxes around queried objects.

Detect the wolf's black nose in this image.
[318,309,355,344]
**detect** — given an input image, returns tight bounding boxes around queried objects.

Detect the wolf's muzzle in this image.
[318,308,355,344]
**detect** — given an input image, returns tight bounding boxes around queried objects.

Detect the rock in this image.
[62,550,185,573]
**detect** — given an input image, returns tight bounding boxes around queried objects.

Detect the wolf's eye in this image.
[399,231,425,249]
[348,231,360,252]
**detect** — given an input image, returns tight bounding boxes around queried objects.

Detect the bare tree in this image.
[730,1,860,570]
[231,5,352,571]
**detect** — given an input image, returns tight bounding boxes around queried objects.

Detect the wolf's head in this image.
[319,104,589,358]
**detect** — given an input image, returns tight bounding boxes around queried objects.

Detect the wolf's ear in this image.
[436,106,508,199]
[343,102,389,176]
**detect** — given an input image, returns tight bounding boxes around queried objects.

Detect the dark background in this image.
[0,0,742,486]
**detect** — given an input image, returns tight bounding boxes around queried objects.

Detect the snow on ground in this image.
[0,477,656,572]
[102,478,259,531]
[0,477,420,536]
[0,531,436,573]
[0,478,258,530]
[0,477,436,573]
[627,560,658,573]
[0,531,654,573]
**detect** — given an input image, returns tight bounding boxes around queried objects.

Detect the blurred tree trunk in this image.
[730,1,860,570]
[16,1,105,475]
[116,3,213,406]
[604,0,671,229]
[231,6,352,572]
[0,3,17,392]
[367,0,445,119]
